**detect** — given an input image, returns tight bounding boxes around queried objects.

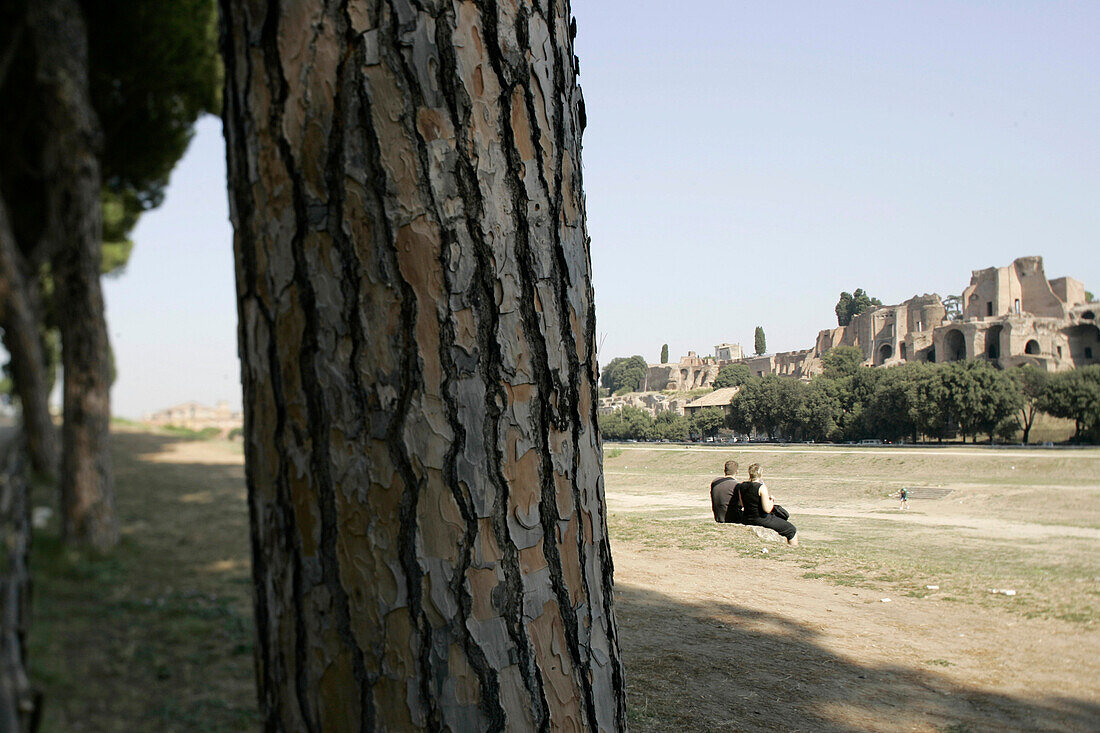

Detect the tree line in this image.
[599,405,728,442]
[0,0,219,549]
[600,345,1100,444]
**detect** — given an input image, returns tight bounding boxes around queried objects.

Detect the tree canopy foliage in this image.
[598,405,727,442]
[821,345,865,379]
[754,326,766,355]
[600,359,1097,445]
[1038,365,1100,442]
[660,344,668,363]
[86,0,222,265]
[835,288,883,326]
[713,362,751,389]
[600,355,648,395]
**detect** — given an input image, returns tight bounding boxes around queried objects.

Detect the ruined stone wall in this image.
[645,353,718,391]
[1050,277,1086,307]
[963,265,1014,319]
[1015,257,1066,318]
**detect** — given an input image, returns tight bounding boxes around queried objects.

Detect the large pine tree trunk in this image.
[27,0,116,549]
[221,1,625,729]
[0,192,58,477]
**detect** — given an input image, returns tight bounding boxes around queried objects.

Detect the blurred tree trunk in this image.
[221,0,625,729]
[27,0,116,549]
[0,434,38,732]
[0,192,57,477]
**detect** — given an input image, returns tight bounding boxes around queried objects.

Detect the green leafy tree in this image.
[1086,290,1095,303]
[713,362,751,389]
[1038,366,1100,442]
[660,343,668,363]
[911,365,950,441]
[835,292,853,327]
[729,375,809,440]
[941,361,1022,443]
[866,363,927,442]
[88,0,222,251]
[691,407,726,438]
[654,410,690,441]
[835,288,883,326]
[729,375,779,438]
[754,326,766,355]
[821,345,865,379]
[799,377,843,442]
[1007,365,1049,445]
[600,355,648,395]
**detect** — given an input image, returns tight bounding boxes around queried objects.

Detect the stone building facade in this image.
[603,257,1094,410]
[751,256,1097,377]
[644,351,720,391]
[143,401,244,436]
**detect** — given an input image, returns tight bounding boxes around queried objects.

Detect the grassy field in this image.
[605,443,1100,622]
[604,442,1100,731]
[26,428,1100,731]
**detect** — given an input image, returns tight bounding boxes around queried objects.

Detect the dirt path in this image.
[613,540,1100,732]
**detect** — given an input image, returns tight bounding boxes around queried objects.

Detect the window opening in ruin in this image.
[986,302,993,316]
[900,343,907,359]
[1014,299,1021,314]
[1084,311,1095,320]
[945,329,966,361]
[1057,346,1063,358]
[986,326,1003,360]
[877,343,893,364]
[927,348,936,363]
[1087,347,1094,359]
[1025,340,1040,355]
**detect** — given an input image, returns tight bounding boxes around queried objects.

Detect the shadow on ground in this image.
[615,583,1099,732]
[30,429,1098,731]
[30,429,257,732]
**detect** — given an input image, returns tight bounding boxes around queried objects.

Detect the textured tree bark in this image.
[0,434,39,732]
[0,191,58,478]
[27,0,117,549]
[221,0,624,729]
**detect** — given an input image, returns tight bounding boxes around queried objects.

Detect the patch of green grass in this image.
[158,424,222,440]
[926,659,955,667]
[604,447,623,459]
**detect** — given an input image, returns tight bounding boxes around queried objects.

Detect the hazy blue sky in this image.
[104,1,1099,418]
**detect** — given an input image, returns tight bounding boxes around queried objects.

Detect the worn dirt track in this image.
[606,443,1100,732]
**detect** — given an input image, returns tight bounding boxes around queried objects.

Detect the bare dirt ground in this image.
[606,444,1100,732]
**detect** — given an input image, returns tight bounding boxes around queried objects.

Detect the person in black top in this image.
[710,460,744,524]
[737,463,798,546]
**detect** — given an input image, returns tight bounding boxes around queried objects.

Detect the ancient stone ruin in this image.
[739,256,1096,378]
[597,256,1096,417]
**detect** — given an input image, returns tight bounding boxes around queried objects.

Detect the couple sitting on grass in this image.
[710,460,799,547]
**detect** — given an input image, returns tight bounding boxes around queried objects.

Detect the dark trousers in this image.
[747,512,797,540]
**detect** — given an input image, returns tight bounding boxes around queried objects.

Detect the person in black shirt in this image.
[710,460,744,524]
[737,463,798,546]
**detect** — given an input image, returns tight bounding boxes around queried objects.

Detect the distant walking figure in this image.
[738,463,798,546]
[710,460,744,524]
[899,487,909,510]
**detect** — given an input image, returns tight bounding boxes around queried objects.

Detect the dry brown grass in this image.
[30,427,255,732]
